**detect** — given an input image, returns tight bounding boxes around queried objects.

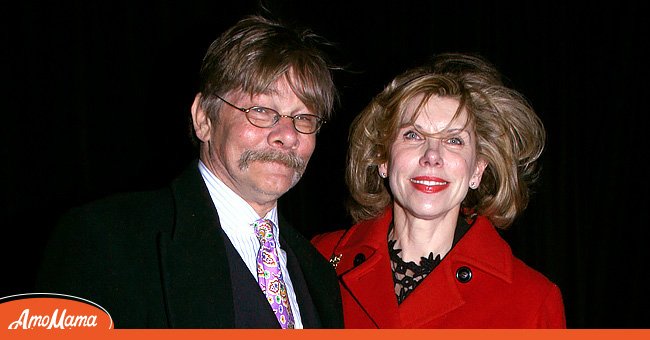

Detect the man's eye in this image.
[252,107,269,114]
[294,115,312,121]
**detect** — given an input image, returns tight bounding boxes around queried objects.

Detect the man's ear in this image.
[191,93,212,142]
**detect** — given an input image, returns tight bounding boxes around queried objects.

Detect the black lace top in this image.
[388,213,475,304]
[389,239,441,304]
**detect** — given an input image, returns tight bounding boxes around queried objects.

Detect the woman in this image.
[312,53,566,328]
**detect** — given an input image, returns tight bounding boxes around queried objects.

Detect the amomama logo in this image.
[0,293,113,330]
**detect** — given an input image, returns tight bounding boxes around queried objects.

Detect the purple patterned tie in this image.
[253,218,296,329]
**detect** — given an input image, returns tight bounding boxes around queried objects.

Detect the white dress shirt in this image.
[198,160,303,328]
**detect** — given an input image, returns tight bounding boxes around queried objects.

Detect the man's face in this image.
[193,77,317,216]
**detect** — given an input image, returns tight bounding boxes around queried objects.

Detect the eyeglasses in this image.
[215,95,326,134]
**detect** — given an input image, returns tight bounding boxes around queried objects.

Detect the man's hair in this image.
[196,15,337,124]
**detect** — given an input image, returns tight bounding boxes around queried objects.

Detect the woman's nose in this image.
[419,139,443,167]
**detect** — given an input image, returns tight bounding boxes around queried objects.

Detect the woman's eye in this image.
[404,130,420,139]
[446,137,464,145]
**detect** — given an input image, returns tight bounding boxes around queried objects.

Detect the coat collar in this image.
[333,206,514,328]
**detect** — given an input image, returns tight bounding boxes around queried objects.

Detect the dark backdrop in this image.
[4,0,649,328]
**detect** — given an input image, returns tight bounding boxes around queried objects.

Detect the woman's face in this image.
[379,95,487,222]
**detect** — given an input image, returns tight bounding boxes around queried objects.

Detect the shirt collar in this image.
[198,160,279,233]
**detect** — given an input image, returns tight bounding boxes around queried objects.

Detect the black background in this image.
[4,0,649,328]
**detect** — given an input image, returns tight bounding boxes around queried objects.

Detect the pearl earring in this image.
[380,172,387,178]
[470,182,477,189]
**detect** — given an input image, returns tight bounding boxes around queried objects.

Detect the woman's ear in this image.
[378,163,388,178]
[191,93,212,142]
[471,158,488,186]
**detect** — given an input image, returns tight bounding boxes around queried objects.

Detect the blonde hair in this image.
[347,53,545,228]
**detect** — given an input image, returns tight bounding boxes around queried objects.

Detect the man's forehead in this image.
[237,77,293,99]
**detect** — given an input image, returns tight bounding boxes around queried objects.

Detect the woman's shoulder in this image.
[312,208,393,254]
[311,229,348,258]
[459,215,561,289]
[510,256,561,292]
[510,257,566,326]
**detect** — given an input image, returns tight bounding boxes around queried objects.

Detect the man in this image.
[36,15,343,329]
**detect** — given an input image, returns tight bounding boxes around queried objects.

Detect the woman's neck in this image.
[390,205,459,263]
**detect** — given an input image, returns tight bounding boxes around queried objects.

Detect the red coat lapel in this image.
[329,207,516,328]
[333,209,400,327]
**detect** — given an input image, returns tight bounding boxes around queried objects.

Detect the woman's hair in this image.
[347,53,545,228]
[196,15,338,123]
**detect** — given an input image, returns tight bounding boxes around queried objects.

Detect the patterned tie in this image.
[253,218,295,329]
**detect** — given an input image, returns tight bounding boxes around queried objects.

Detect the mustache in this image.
[239,149,307,173]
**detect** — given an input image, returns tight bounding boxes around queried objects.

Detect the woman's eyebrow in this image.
[411,123,468,134]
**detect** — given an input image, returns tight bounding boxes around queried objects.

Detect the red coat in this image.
[312,207,566,328]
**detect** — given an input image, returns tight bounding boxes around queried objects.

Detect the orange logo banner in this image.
[0,293,113,331]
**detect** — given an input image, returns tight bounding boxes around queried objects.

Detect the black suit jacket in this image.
[35,162,343,328]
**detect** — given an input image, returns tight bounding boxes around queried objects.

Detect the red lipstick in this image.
[409,176,449,193]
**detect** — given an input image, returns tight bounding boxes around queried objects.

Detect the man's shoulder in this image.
[72,186,171,214]
[59,186,175,236]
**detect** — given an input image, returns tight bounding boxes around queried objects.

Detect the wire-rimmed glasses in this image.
[215,95,325,134]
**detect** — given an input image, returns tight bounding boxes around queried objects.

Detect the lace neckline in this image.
[387,213,475,304]
[388,239,441,304]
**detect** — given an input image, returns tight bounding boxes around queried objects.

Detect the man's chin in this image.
[254,162,303,178]
[256,183,291,199]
